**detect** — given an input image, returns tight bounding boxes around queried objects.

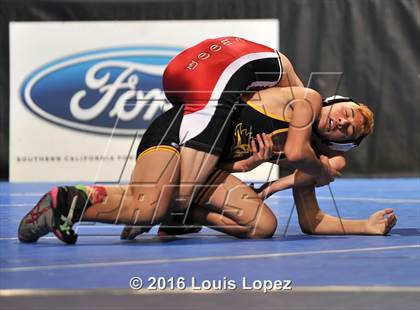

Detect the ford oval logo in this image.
[20,46,182,136]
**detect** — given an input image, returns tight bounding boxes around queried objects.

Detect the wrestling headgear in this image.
[319,95,366,152]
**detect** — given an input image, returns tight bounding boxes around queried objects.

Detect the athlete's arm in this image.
[276,54,304,88]
[253,173,297,199]
[314,140,347,172]
[256,154,346,198]
[292,154,346,187]
[283,89,341,186]
[293,185,397,235]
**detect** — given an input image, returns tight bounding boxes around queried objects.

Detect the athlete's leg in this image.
[83,149,180,225]
[121,147,218,240]
[190,170,277,238]
[85,106,183,226]
[18,149,180,244]
[175,147,219,210]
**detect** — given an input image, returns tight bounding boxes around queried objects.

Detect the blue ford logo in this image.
[20,46,182,136]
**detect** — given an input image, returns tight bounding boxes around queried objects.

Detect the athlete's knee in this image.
[249,219,277,239]
[245,210,278,239]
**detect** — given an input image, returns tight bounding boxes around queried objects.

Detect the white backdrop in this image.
[9,20,279,182]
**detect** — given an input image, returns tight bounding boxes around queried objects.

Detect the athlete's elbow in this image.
[285,147,310,164]
[300,221,326,235]
[300,225,314,235]
[299,220,315,234]
[303,230,314,235]
[285,151,304,164]
[299,212,325,235]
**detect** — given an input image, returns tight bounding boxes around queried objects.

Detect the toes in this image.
[120,226,150,240]
[120,226,134,240]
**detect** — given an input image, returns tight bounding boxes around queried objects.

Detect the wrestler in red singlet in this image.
[162,36,283,155]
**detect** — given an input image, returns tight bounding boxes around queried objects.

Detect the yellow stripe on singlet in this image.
[243,98,289,137]
[244,98,289,122]
[137,145,179,161]
[270,128,289,135]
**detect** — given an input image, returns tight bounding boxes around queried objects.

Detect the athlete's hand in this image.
[252,181,275,199]
[364,208,397,235]
[246,133,273,170]
[315,155,341,187]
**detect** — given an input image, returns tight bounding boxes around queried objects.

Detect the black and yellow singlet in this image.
[219,97,290,162]
[134,97,290,206]
[135,97,290,162]
[194,98,290,206]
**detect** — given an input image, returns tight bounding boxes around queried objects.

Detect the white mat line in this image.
[1,196,419,208]
[270,196,420,204]
[0,193,46,197]
[1,244,419,273]
[0,204,34,207]
[0,234,227,241]
[0,286,419,297]
[0,236,119,241]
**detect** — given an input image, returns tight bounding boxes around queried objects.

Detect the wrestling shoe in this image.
[18,186,90,244]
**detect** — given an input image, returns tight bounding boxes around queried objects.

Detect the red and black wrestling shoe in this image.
[18,186,91,244]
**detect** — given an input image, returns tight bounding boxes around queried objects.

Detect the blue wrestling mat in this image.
[0,178,419,309]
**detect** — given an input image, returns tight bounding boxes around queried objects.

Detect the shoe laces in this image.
[26,198,51,225]
[59,195,78,234]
